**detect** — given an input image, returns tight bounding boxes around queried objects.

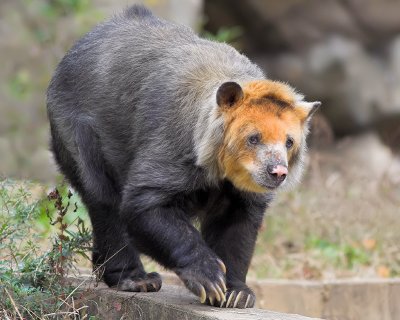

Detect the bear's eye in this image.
[248,133,261,145]
[286,137,294,149]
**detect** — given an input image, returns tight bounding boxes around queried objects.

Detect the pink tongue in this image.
[272,165,288,177]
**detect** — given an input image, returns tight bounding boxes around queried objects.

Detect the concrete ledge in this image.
[161,273,400,320]
[72,271,400,319]
[73,280,322,320]
[251,278,400,320]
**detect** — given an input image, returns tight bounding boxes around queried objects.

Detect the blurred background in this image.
[0,0,399,317]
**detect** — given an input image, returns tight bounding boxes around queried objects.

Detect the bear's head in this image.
[216,80,320,193]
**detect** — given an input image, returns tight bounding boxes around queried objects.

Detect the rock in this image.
[376,115,400,153]
[246,0,366,50]
[205,0,400,136]
[205,0,400,50]
[389,36,400,114]
[305,37,389,133]
[308,114,335,149]
[258,36,400,135]
[335,132,400,185]
[346,0,400,36]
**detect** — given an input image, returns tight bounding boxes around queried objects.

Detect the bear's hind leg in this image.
[50,123,161,292]
[88,202,162,292]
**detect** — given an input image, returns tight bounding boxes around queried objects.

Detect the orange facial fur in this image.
[218,80,307,192]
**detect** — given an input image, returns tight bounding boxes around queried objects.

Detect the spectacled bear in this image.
[47,5,320,308]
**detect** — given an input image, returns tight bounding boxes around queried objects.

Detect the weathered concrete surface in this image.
[250,278,400,320]
[76,281,322,320]
[73,271,400,320]
[161,273,400,320]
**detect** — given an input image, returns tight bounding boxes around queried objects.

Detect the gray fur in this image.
[47,7,265,193]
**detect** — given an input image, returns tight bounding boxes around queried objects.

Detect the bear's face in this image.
[217,80,320,193]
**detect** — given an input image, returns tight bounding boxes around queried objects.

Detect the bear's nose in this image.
[267,164,288,182]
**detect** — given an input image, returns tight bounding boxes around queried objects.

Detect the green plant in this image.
[41,0,91,17]
[305,235,371,269]
[7,70,33,101]
[21,0,101,44]
[0,180,92,319]
[202,26,243,44]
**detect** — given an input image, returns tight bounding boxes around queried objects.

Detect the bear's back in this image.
[48,5,263,112]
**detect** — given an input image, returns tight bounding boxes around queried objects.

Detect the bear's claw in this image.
[115,271,162,292]
[207,287,255,308]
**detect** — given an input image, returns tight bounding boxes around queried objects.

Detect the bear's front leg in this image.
[201,187,269,308]
[120,187,227,304]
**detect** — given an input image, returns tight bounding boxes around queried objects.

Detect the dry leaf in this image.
[377,265,390,278]
[362,238,376,250]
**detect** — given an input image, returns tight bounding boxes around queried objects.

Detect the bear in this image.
[46,5,320,308]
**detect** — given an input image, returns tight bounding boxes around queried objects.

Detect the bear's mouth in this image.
[262,183,280,190]
[252,172,285,191]
[257,180,286,191]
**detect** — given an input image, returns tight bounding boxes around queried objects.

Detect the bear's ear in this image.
[216,82,244,108]
[297,101,321,121]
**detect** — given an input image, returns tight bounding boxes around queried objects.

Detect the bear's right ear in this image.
[216,82,244,108]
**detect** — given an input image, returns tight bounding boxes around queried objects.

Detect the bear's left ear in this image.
[216,82,244,108]
[297,101,321,122]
